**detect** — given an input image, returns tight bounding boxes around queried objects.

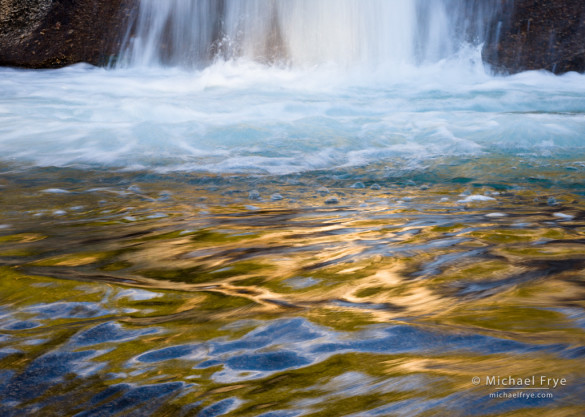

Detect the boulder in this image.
[0,0,135,68]
[483,0,585,74]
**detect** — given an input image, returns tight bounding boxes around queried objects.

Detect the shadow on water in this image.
[0,157,585,416]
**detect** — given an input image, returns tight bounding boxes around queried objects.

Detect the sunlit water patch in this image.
[0,162,584,415]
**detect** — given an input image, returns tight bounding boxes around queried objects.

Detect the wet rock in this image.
[484,0,585,74]
[0,0,136,68]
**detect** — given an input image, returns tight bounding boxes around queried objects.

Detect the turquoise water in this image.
[1,60,585,173]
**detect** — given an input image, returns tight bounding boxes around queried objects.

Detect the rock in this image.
[483,0,585,74]
[0,0,136,68]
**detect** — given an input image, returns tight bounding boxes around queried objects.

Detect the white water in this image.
[1,1,585,174]
[2,60,585,174]
[120,0,496,68]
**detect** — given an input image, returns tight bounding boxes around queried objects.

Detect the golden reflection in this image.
[1,158,585,415]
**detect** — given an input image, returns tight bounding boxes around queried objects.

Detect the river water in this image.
[1,0,585,415]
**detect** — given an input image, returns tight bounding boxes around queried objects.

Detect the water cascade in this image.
[120,0,502,68]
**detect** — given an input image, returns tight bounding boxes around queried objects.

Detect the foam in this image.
[1,58,585,174]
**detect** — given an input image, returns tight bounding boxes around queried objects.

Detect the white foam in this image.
[553,213,575,221]
[41,188,71,194]
[1,58,585,174]
[458,195,496,203]
[485,213,508,218]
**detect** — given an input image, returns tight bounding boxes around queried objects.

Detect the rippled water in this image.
[1,159,585,416]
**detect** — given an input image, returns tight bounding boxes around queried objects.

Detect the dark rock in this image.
[0,0,136,68]
[484,0,585,74]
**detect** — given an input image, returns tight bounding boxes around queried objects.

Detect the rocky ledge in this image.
[0,0,135,68]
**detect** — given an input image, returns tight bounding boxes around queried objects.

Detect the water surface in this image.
[0,160,584,416]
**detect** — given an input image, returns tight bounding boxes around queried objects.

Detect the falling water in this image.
[120,0,501,68]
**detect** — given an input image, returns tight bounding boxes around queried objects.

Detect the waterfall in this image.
[119,0,502,69]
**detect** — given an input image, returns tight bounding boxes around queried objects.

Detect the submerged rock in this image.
[484,0,585,74]
[0,0,135,68]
